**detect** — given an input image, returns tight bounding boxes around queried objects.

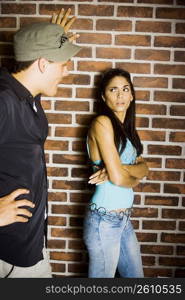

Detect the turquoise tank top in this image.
[87,138,137,210]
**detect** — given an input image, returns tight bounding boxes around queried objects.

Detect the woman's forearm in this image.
[122,161,149,179]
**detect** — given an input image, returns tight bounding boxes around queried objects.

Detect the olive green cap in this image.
[14,22,82,62]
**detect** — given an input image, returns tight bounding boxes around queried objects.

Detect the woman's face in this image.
[103,76,133,114]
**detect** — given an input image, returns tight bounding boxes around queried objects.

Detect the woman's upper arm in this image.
[90,116,129,186]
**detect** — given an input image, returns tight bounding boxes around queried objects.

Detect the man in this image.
[0,9,81,278]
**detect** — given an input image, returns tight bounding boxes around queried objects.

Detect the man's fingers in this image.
[60,8,71,27]
[7,189,30,201]
[64,16,76,32]
[15,216,29,223]
[16,208,32,218]
[68,33,80,42]
[51,13,57,24]
[56,8,64,24]
[15,199,35,208]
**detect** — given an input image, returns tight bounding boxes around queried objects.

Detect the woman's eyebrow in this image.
[109,84,129,88]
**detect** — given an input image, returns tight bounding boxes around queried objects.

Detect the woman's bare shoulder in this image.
[91,115,112,131]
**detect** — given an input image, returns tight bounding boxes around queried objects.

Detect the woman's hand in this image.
[51,8,80,42]
[88,168,108,185]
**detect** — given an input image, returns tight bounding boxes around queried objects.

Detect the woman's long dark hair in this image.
[96,68,143,157]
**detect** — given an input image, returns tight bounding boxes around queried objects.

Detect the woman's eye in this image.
[110,88,117,92]
[123,87,129,92]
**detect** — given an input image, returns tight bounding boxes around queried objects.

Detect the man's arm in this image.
[0,189,35,227]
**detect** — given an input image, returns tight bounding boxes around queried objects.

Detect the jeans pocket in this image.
[101,214,122,227]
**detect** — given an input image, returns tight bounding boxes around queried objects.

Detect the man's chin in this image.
[42,89,57,97]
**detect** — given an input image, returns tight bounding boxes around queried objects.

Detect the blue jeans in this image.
[83,209,144,278]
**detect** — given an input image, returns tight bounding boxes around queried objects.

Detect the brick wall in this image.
[0,0,185,278]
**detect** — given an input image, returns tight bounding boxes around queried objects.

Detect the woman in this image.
[83,68,149,278]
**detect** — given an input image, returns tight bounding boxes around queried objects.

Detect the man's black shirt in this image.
[0,68,48,267]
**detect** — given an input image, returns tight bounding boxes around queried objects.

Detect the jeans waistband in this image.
[88,203,132,220]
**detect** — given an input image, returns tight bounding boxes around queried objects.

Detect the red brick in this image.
[161,233,185,243]
[170,105,185,116]
[159,257,185,267]
[135,90,150,101]
[143,220,176,230]
[51,228,82,238]
[76,88,96,99]
[20,17,49,27]
[47,239,66,249]
[48,192,67,202]
[2,3,36,14]
[39,5,75,15]
[136,21,171,33]
[45,140,68,151]
[78,61,112,72]
[174,51,185,62]
[148,145,181,155]
[52,204,85,215]
[55,127,88,138]
[175,269,185,278]
[76,47,92,58]
[117,6,152,18]
[135,49,170,61]
[55,101,89,112]
[116,62,150,74]
[142,256,155,266]
[179,222,185,231]
[147,171,180,181]
[164,184,185,194]
[68,240,86,250]
[155,36,185,48]
[55,88,72,98]
[132,207,158,218]
[116,34,151,46]
[68,263,87,274]
[53,154,87,165]
[47,167,68,177]
[173,78,185,89]
[48,216,66,226]
[136,117,149,128]
[78,5,114,16]
[144,157,162,168]
[176,246,185,255]
[96,19,132,31]
[138,130,165,141]
[71,168,89,178]
[162,209,185,219]
[52,180,86,190]
[60,74,90,85]
[51,263,65,273]
[170,132,185,142]
[75,114,94,126]
[154,64,185,76]
[166,158,185,169]
[154,91,185,103]
[98,0,133,2]
[134,183,160,193]
[145,196,179,206]
[70,192,91,204]
[152,118,185,130]
[46,113,72,124]
[50,251,82,261]
[0,31,14,42]
[176,23,185,34]
[71,18,93,30]
[144,268,172,278]
[0,17,16,28]
[156,7,185,20]
[136,104,166,115]
[69,216,84,227]
[141,245,173,255]
[78,33,111,45]
[136,232,157,242]
[41,99,51,110]
[72,140,86,152]
[96,47,131,59]
[134,77,168,88]
[138,0,173,3]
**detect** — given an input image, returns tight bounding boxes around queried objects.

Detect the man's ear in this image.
[37,58,49,73]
